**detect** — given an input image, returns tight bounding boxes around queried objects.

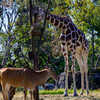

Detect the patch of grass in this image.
[39,89,63,95]
[39,89,73,95]
[16,87,23,91]
[89,89,100,93]
[39,89,100,95]
[16,88,100,95]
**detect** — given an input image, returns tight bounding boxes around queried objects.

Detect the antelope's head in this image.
[33,7,45,22]
[47,67,58,82]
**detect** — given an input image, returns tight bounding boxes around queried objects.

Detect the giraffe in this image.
[33,8,89,96]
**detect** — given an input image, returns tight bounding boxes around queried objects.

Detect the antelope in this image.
[0,67,58,100]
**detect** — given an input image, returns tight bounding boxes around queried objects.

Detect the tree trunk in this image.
[29,0,50,99]
[92,27,94,70]
[29,0,39,99]
[31,35,39,100]
[2,37,14,67]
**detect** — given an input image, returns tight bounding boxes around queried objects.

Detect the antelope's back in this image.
[0,67,25,87]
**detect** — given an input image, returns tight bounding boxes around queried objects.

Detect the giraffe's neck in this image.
[46,13,75,33]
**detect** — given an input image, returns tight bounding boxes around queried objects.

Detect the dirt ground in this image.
[0,91,100,100]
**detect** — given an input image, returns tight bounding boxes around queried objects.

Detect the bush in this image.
[39,89,74,95]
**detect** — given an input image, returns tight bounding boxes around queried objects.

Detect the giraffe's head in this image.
[33,7,45,22]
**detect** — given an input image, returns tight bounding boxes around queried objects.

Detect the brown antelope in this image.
[0,67,58,100]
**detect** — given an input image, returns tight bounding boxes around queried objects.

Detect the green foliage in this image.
[0,0,100,78]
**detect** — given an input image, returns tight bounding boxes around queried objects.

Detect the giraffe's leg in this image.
[71,52,78,96]
[64,60,69,97]
[61,43,69,96]
[76,53,85,95]
[82,52,89,95]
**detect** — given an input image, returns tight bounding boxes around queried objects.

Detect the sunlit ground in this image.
[0,89,100,100]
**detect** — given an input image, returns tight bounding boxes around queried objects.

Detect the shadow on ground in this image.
[0,92,100,100]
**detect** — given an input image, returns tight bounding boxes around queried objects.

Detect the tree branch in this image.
[20,52,30,67]
[2,36,15,67]
[37,0,51,55]
[29,0,33,26]
[95,55,100,69]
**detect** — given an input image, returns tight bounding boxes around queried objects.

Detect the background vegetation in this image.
[0,0,100,76]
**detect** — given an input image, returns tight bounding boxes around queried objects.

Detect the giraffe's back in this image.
[60,29,88,54]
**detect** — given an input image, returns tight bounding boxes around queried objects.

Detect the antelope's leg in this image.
[1,82,6,100]
[4,83,10,100]
[24,88,27,100]
[61,43,69,96]
[71,52,78,96]
[29,90,33,100]
[4,88,8,100]
[76,52,84,95]
[82,52,89,95]
[8,86,16,100]
[2,90,5,100]
[1,82,9,100]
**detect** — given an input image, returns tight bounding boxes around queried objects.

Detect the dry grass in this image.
[0,90,100,100]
